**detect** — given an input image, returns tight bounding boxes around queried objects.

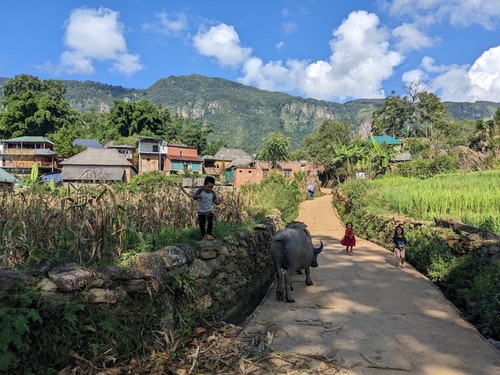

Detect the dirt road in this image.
[243,192,500,374]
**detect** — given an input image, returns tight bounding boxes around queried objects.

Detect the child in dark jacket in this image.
[192,176,223,240]
[393,225,408,268]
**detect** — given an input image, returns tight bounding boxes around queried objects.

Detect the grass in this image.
[366,170,500,232]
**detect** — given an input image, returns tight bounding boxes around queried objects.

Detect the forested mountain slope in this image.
[1,75,498,150]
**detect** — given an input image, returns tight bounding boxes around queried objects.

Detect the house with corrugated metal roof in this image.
[0,167,22,191]
[72,139,104,149]
[104,141,136,164]
[0,136,58,175]
[213,147,253,169]
[60,148,137,184]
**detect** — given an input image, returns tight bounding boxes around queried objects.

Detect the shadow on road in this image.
[243,196,500,375]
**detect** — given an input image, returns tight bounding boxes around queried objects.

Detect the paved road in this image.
[243,192,500,375]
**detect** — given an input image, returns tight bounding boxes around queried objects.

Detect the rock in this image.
[199,250,217,260]
[197,240,220,253]
[219,246,230,256]
[102,266,145,280]
[48,264,94,292]
[487,246,500,255]
[40,291,72,306]
[156,246,188,270]
[123,279,147,293]
[27,259,54,276]
[206,258,222,272]
[87,288,119,304]
[187,259,212,279]
[38,278,58,292]
[226,262,238,273]
[135,252,169,291]
[0,269,33,291]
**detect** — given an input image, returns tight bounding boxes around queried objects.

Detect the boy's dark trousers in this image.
[198,213,213,236]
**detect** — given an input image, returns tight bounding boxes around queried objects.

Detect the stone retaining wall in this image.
[0,214,282,325]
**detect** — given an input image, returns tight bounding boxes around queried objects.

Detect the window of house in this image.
[180,150,183,156]
[283,170,291,178]
[263,169,269,178]
[152,145,159,152]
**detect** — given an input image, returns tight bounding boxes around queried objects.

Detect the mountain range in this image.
[1,74,499,151]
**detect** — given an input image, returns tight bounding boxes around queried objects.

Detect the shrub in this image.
[240,173,302,223]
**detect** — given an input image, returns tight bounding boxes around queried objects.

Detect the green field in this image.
[367,170,500,233]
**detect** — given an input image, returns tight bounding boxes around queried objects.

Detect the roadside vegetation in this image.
[334,178,500,340]
[368,170,500,232]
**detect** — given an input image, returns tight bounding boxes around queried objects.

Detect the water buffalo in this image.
[271,221,323,303]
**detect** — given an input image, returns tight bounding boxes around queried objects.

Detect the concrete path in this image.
[243,192,500,375]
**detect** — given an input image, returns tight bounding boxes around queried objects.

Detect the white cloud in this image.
[386,0,500,29]
[393,23,435,52]
[143,11,188,35]
[193,23,252,67]
[410,46,500,102]
[60,7,142,76]
[281,21,298,34]
[239,11,403,101]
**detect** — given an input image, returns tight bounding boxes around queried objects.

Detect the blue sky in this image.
[1,0,500,103]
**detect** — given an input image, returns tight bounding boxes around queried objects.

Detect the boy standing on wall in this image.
[192,176,223,240]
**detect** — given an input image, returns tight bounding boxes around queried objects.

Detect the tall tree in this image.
[258,131,291,169]
[371,94,410,137]
[300,120,352,179]
[106,99,175,140]
[0,75,79,138]
[372,83,448,138]
[178,119,213,154]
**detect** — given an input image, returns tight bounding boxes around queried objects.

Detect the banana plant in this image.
[370,136,397,175]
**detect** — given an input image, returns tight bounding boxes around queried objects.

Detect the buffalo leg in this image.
[275,267,284,301]
[284,270,295,303]
[305,266,314,286]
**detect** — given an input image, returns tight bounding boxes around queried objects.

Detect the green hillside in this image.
[1,75,499,151]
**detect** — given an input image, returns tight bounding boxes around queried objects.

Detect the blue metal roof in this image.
[372,135,402,145]
[72,139,104,149]
[40,172,62,183]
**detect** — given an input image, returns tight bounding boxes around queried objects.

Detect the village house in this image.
[60,148,137,184]
[104,141,136,164]
[213,147,253,170]
[228,160,320,186]
[372,135,412,163]
[136,137,167,173]
[0,136,58,175]
[372,135,403,151]
[164,143,203,175]
[0,167,22,191]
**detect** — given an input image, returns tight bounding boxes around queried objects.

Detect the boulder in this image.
[102,266,145,280]
[135,253,169,291]
[0,269,34,291]
[188,259,212,279]
[87,288,119,304]
[156,246,188,270]
[48,264,94,292]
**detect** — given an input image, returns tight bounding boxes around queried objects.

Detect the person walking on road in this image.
[307,183,316,200]
[393,225,408,268]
